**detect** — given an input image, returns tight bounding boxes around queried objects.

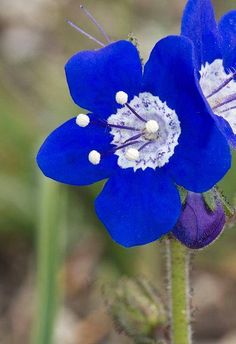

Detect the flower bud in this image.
[104,277,168,343]
[172,190,228,249]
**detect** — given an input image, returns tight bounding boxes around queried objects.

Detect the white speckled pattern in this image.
[200,59,236,134]
[108,92,181,171]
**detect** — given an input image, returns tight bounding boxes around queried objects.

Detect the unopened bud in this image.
[103,277,168,343]
[172,189,232,249]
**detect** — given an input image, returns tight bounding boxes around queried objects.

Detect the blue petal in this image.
[65,40,142,117]
[181,0,221,69]
[219,10,236,71]
[143,35,231,192]
[214,115,236,149]
[173,192,225,249]
[95,169,181,247]
[37,116,118,186]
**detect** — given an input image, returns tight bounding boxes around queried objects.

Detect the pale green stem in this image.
[166,238,191,344]
[32,178,65,344]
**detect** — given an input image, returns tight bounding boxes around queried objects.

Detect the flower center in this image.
[76,92,181,170]
[200,59,236,134]
[107,92,181,171]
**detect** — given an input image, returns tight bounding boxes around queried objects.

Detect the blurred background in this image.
[1,0,236,343]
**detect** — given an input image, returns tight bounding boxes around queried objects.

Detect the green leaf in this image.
[203,189,217,212]
[177,186,188,205]
[215,188,235,219]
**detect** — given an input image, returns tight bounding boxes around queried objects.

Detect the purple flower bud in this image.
[172,192,225,249]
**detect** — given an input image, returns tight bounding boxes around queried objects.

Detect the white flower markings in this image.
[108,92,181,171]
[76,92,181,170]
[200,59,236,134]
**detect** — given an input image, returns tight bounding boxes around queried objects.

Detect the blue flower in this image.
[181,0,236,147]
[172,192,225,249]
[37,35,231,247]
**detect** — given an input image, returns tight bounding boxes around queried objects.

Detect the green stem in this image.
[32,178,65,344]
[166,238,191,344]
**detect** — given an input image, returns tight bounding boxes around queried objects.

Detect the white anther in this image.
[115,91,128,105]
[145,120,159,134]
[76,114,90,127]
[125,148,140,161]
[88,150,101,165]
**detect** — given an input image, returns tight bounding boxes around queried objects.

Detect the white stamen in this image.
[115,91,128,105]
[125,148,140,161]
[145,120,159,133]
[76,114,90,127]
[88,150,101,165]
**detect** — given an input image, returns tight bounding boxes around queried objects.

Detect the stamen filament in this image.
[125,103,147,123]
[138,141,152,151]
[109,124,140,131]
[218,105,236,114]
[207,72,236,99]
[213,92,236,111]
[80,5,111,43]
[66,20,105,47]
[124,132,143,143]
[92,118,141,131]
[112,140,141,153]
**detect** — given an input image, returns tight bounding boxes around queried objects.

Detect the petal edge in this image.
[95,169,181,247]
[65,40,143,117]
[37,116,117,186]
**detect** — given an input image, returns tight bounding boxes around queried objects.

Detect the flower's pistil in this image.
[67,20,105,47]
[67,5,110,47]
[200,59,236,134]
[79,5,111,43]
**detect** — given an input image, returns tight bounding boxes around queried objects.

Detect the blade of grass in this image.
[32,177,66,344]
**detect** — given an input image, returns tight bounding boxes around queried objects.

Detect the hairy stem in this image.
[166,238,191,344]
